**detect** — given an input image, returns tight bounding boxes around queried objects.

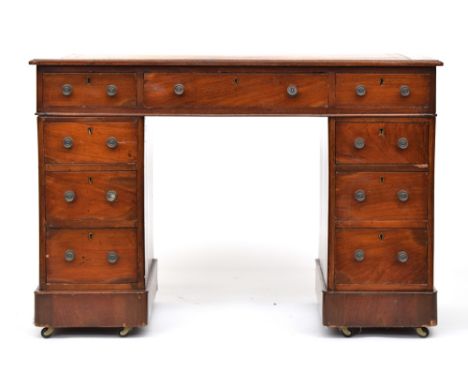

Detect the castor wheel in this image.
[415,327,430,338]
[41,327,55,338]
[339,326,355,337]
[119,327,134,337]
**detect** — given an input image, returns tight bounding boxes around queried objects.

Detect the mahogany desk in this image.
[30,56,442,337]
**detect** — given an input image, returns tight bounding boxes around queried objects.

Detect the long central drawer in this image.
[143,72,329,113]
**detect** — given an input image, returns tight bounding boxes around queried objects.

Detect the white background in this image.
[0,0,466,381]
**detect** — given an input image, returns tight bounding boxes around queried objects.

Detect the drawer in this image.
[44,119,138,164]
[45,171,137,228]
[334,228,428,289]
[43,73,137,108]
[335,73,433,111]
[335,120,429,165]
[46,229,138,284]
[143,72,329,113]
[335,172,428,221]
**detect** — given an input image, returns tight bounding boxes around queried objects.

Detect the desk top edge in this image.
[29,56,443,67]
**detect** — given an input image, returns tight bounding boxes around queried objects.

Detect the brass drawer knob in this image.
[354,249,365,262]
[354,137,366,150]
[107,251,119,264]
[354,189,366,202]
[64,249,75,262]
[106,136,119,149]
[397,137,409,150]
[397,189,409,202]
[106,84,118,97]
[62,84,73,97]
[106,190,118,203]
[64,190,76,203]
[400,85,411,97]
[174,83,185,96]
[355,84,366,97]
[287,84,298,97]
[397,250,409,263]
[63,136,73,149]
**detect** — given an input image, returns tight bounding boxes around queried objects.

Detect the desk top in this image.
[29,55,443,67]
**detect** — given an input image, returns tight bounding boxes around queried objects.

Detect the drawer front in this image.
[43,73,137,108]
[335,120,429,165]
[143,73,329,112]
[335,73,433,111]
[335,172,428,221]
[335,228,428,289]
[45,171,137,228]
[44,120,138,164]
[46,229,138,284]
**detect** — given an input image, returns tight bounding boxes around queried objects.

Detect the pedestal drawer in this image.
[45,171,137,228]
[46,229,138,284]
[334,228,428,290]
[335,172,428,221]
[44,119,138,164]
[335,119,429,165]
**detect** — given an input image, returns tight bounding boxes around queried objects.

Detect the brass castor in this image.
[339,326,354,337]
[41,327,55,338]
[119,327,134,337]
[415,327,430,338]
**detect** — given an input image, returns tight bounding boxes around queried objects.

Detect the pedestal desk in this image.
[30,56,442,337]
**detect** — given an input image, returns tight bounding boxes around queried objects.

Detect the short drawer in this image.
[335,172,428,221]
[335,73,433,112]
[46,229,138,284]
[45,171,137,228]
[334,228,428,289]
[44,119,138,164]
[143,72,329,113]
[335,120,429,165]
[43,73,137,109]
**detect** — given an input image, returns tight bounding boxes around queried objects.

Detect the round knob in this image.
[397,137,409,150]
[354,249,365,262]
[354,137,366,150]
[355,84,366,97]
[106,84,118,97]
[107,251,119,264]
[64,249,75,262]
[174,83,185,96]
[400,85,411,97]
[397,189,409,202]
[106,190,118,203]
[397,250,409,263]
[106,136,119,149]
[287,84,298,97]
[62,84,73,97]
[63,136,73,149]
[64,190,76,203]
[354,189,366,202]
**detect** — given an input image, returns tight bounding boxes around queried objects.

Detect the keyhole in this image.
[233,78,240,85]
[86,77,91,84]
[88,127,93,135]
[379,78,384,86]
[88,232,94,240]
[88,176,93,184]
[379,128,385,136]
[379,233,384,240]
[380,176,385,184]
